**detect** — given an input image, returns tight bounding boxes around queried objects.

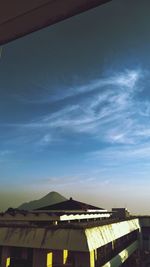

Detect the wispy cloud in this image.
[16,69,141,104]
[23,69,144,142]
[36,171,111,188]
[1,68,149,149]
[0,150,13,162]
[38,134,53,146]
[88,142,150,164]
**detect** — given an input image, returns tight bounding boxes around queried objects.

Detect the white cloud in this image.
[3,68,150,148]
[16,69,141,104]
[111,70,140,88]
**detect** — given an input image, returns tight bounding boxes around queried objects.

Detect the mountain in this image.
[18,191,67,210]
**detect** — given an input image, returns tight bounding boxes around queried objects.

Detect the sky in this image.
[0,0,150,213]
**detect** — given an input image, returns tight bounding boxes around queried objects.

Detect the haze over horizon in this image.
[0,0,150,214]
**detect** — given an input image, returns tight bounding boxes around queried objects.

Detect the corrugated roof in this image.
[0,219,140,252]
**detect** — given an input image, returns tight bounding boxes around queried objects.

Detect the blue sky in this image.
[0,0,150,213]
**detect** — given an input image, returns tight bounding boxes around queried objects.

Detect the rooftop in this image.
[36,197,105,212]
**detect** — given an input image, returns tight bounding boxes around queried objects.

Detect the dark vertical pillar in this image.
[21,248,28,260]
[1,246,11,267]
[73,251,95,267]
[32,248,47,267]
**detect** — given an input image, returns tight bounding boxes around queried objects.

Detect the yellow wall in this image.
[47,252,52,267]
[6,257,10,267]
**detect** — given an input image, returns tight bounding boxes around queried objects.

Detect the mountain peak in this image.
[18,191,67,210]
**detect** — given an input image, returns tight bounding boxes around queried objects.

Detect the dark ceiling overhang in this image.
[0,0,112,45]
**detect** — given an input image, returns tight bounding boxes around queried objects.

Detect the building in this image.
[138,216,150,266]
[0,198,142,267]
[112,208,131,219]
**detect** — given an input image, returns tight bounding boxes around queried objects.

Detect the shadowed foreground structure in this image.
[0,198,144,267]
[0,0,112,45]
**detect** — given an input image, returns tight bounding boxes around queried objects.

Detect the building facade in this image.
[0,199,142,267]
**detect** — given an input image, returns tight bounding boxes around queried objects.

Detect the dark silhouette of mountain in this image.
[18,191,67,210]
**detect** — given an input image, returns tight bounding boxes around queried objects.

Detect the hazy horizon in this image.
[1,0,150,214]
[0,188,149,215]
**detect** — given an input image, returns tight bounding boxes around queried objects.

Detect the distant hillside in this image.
[18,191,67,210]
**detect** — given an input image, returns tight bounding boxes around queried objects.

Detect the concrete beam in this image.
[102,241,139,267]
[0,0,112,45]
